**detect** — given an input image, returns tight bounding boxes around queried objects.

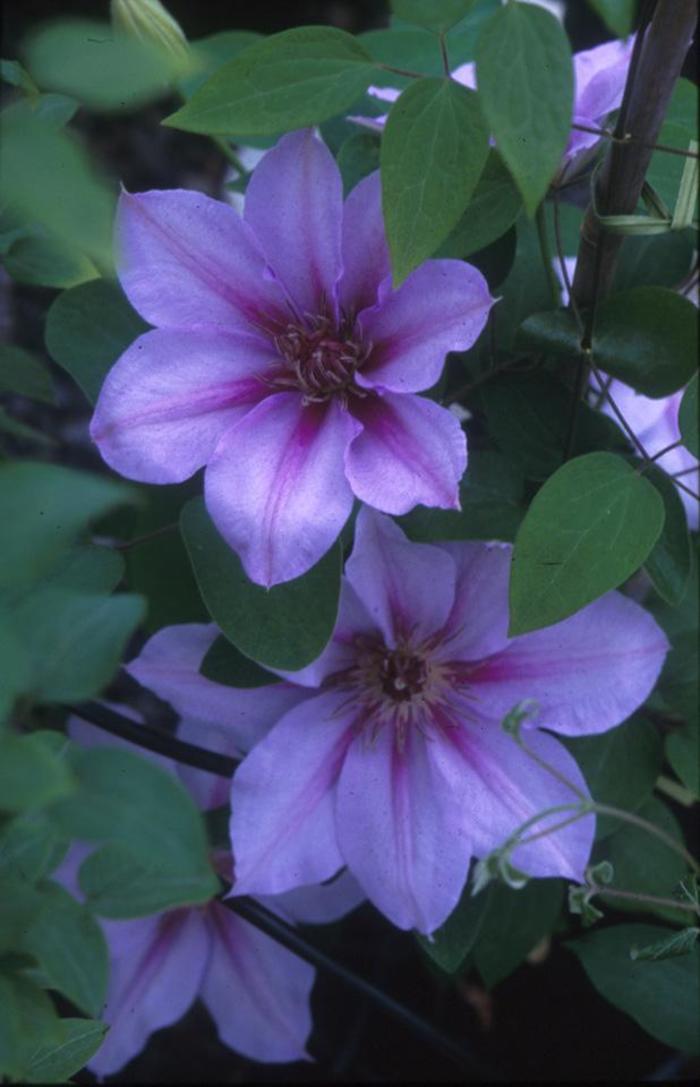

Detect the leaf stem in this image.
[438,32,451,78]
[569,121,700,160]
[590,884,699,915]
[535,202,562,309]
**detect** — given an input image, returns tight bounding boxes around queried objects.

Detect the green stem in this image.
[535,203,561,309]
[592,884,699,915]
[595,803,700,875]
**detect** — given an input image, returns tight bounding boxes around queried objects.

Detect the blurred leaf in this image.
[0,344,54,404]
[200,634,279,689]
[0,409,54,448]
[181,497,341,671]
[493,216,553,349]
[337,131,380,196]
[437,150,523,259]
[0,972,19,1077]
[1,58,39,96]
[587,0,637,37]
[603,796,688,924]
[1,227,97,289]
[181,30,261,97]
[36,545,124,596]
[24,18,181,111]
[0,876,44,950]
[45,279,148,404]
[563,714,663,839]
[613,229,696,292]
[666,720,699,797]
[391,0,477,33]
[509,453,665,634]
[569,923,699,1052]
[0,612,30,721]
[0,461,136,595]
[13,588,145,703]
[647,80,697,212]
[0,733,74,815]
[644,463,692,606]
[23,1016,107,1083]
[3,974,62,1079]
[679,373,698,457]
[21,881,108,1017]
[0,102,115,273]
[476,3,573,214]
[381,77,488,283]
[0,810,69,884]
[79,841,219,918]
[398,450,525,542]
[416,882,489,973]
[165,26,377,136]
[475,879,563,988]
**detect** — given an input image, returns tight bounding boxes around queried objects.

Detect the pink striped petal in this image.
[345,508,457,647]
[116,189,289,332]
[467,592,669,737]
[244,130,343,321]
[346,392,467,514]
[229,691,354,896]
[201,903,313,1063]
[357,260,493,393]
[205,392,361,587]
[90,328,273,483]
[338,171,391,315]
[336,724,473,934]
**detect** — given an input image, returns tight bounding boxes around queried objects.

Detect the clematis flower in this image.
[90,129,493,586]
[62,711,363,1074]
[125,512,668,936]
[354,36,634,181]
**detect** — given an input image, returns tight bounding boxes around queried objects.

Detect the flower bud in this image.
[110,0,189,63]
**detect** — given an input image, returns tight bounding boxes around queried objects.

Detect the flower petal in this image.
[90,329,272,483]
[229,691,354,896]
[357,260,493,393]
[244,129,343,321]
[263,870,365,926]
[440,712,594,880]
[201,903,313,1063]
[346,392,467,514]
[345,508,457,647]
[467,592,669,737]
[205,392,360,587]
[338,171,391,316]
[116,188,289,332]
[565,37,634,161]
[435,541,513,663]
[336,725,473,934]
[89,910,210,1076]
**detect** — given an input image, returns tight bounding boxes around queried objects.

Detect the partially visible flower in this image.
[110,0,189,64]
[91,129,493,586]
[353,36,634,182]
[61,708,363,1075]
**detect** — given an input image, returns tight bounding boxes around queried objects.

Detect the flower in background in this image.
[91,129,493,587]
[110,0,189,64]
[353,36,634,181]
[61,710,363,1076]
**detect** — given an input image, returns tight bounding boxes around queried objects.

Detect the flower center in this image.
[378,647,429,702]
[273,315,370,406]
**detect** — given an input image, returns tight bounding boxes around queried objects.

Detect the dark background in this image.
[2,1,698,1082]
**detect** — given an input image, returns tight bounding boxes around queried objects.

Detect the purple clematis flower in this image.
[90,129,493,586]
[125,512,668,936]
[353,36,634,181]
[61,712,363,1075]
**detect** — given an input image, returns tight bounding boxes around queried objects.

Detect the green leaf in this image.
[493,215,554,349]
[165,27,377,136]
[0,407,54,448]
[0,612,30,721]
[437,150,523,259]
[647,79,697,212]
[45,279,149,404]
[509,452,665,635]
[0,103,115,273]
[666,719,699,797]
[24,18,181,111]
[563,715,663,838]
[13,589,145,703]
[4,974,63,1078]
[79,841,219,918]
[0,972,19,1077]
[200,635,279,689]
[181,497,341,671]
[475,879,563,988]
[679,373,698,457]
[337,131,380,196]
[361,2,499,77]
[1,58,39,96]
[630,926,699,963]
[181,30,261,97]
[569,923,699,1052]
[0,461,136,595]
[593,288,698,397]
[604,796,689,924]
[21,881,108,1017]
[0,810,69,884]
[37,545,125,596]
[0,734,74,814]
[381,77,489,283]
[24,1016,107,1083]
[391,0,477,33]
[50,745,218,897]
[475,2,573,214]
[587,0,637,38]
[0,344,54,403]
[613,229,696,292]
[416,881,489,973]
[0,876,44,951]
[644,463,692,606]
[398,451,525,543]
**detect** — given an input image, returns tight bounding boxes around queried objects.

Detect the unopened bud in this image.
[110,0,189,63]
